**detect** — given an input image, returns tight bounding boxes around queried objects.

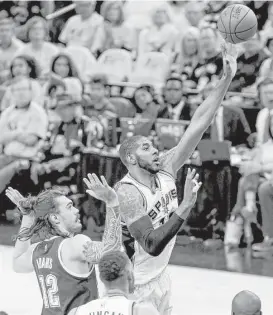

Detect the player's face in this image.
[134,138,160,174]
[56,196,82,234]
[260,84,273,109]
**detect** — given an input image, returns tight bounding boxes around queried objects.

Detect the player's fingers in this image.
[100,175,109,187]
[190,168,196,178]
[87,173,96,186]
[193,173,199,181]
[92,173,101,186]
[193,182,202,193]
[83,178,92,189]
[186,167,191,177]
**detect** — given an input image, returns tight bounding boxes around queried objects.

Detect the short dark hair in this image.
[165,73,183,86]
[119,135,143,166]
[90,73,108,87]
[99,251,129,282]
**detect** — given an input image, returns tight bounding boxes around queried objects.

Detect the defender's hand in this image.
[182,168,202,209]
[221,42,238,78]
[83,173,118,206]
[5,187,30,215]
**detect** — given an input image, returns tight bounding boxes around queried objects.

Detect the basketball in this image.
[217,4,257,44]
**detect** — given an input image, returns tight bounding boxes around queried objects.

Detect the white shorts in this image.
[131,269,172,315]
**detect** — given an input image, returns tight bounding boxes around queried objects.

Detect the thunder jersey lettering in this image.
[75,296,134,315]
[119,171,178,285]
[32,236,97,315]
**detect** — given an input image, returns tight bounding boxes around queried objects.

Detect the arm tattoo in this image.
[116,185,147,227]
[83,206,122,264]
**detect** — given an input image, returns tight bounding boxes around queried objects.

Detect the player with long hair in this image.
[112,43,238,314]
[8,173,122,315]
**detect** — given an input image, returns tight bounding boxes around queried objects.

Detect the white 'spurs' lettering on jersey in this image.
[75,296,134,315]
[120,171,178,285]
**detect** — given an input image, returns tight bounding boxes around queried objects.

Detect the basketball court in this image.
[1,245,272,315]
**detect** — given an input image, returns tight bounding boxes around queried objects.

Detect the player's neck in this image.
[129,168,156,190]
[106,288,129,298]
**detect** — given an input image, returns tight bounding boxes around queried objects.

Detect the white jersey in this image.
[119,170,178,285]
[75,295,134,315]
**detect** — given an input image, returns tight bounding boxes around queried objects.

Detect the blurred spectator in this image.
[132,84,160,120]
[0,18,25,83]
[189,26,223,90]
[83,74,116,145]
[0,78,47,194]
[59,1,104,57]
[138,3,179,59]
[259,37,273,78]
[255,78,273,146]
[100,1,136,52]
[201,1,229,29]
[260,2,273,46]
[172,27,200,87]
[231,33,269,92]
[197,83,251,225]
[17,16,59,75]
[248,1,270,32]
[1,55,43,110]
[232,290,261,315]
[202,83,251,146]
[159,74,191,121]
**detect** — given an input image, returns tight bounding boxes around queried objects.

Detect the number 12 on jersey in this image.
[38,274,60,308]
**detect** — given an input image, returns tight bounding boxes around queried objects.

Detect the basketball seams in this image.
[218,23,257,35]
[234,24,257,40]
[229,5,236,44]
[234,8,250,34]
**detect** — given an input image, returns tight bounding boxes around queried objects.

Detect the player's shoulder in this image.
[62,234,91,255]
[114,181,142,199]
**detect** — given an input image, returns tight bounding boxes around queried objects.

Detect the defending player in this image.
[113,43,238,314]
[8,173,122,315]
[69,251,161,315]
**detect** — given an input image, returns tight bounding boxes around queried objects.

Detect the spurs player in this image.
[70,251,160,315]
[114,43,238,314]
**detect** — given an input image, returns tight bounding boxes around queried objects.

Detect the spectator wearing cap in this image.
[231,33,269,92]
[232,290,261,315]
[17,16,59,75]
[189,26,223,90]
[59,1,104,57]
[100,1,136,52]
[0,18,25,83]
[1,55,43,110]
[132,84,160,120]
[159,74,191,121]
[138,3,179,59]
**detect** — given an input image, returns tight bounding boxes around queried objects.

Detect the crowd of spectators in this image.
[1,0,273,258]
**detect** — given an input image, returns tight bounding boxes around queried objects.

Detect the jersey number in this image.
[38,274,60,308]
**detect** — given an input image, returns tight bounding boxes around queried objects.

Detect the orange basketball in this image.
[217,4,257,44]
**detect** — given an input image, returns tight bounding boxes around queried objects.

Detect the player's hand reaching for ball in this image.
[178,168,202,220]
[221,42,238,78]
[83,173,119,207]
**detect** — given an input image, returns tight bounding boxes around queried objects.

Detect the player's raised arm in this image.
[161,43,238,177]
[116,168,201,257]
[68,174,122,264]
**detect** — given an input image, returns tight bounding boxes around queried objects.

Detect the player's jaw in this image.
[137,153,161,174]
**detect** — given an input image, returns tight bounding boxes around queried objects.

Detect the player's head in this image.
[232,290,262,315]
[119,135,160,174]
[16,189,81,241]
[99,251,134,294]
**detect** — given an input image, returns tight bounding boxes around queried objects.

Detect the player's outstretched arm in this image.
[116,169,201,257]
[67,174,122,264]
[6,187,38,273]
[161,43,238,177]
